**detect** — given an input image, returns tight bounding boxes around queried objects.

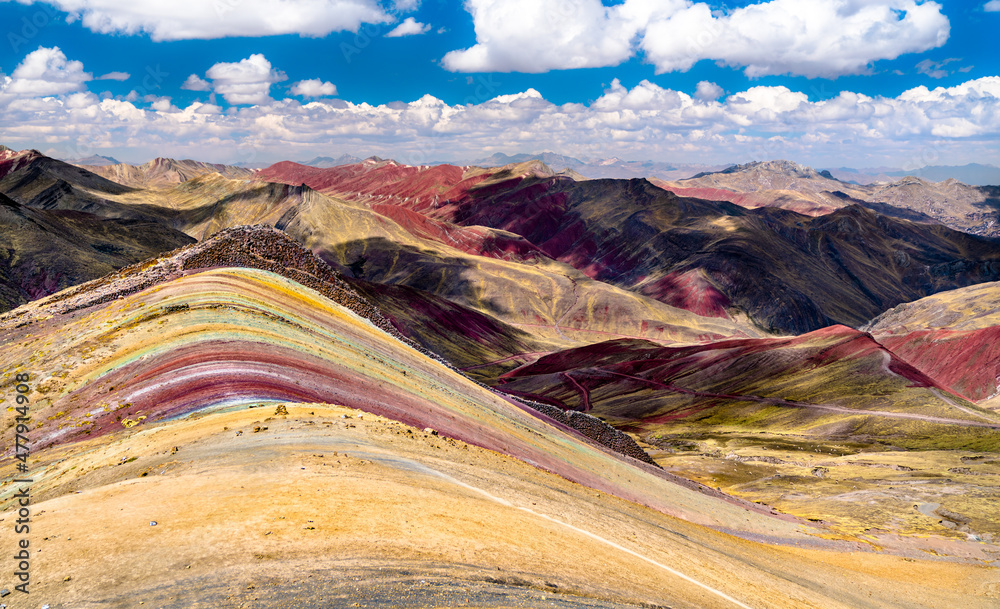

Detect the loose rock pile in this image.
[522,400,659,466]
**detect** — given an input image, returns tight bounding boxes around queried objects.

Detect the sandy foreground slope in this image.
[1,265,998,608]
[4,403,998,609]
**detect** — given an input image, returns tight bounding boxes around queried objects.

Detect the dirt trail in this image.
[460,352,552,371]
[417,461,757,609]
[929,388,1000,424]
[552,276,581,341]
[599,370,1000,430]
[562,371,592,412]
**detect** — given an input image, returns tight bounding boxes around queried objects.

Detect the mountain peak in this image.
[67,154,121,166]
[723,159,826,178]
[301,154,361,168]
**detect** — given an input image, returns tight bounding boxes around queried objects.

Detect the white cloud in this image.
[386,17,430,37]
[150,98,174,112]
[290,79,337,97]
[642,0,950,78]
[206,55,286,105]
[694,81,724,102]
[442,0,641,73]
[1,46,91,98]
[2,47,999,169]
[393,0,420,11]
[200,54,286,105]
[728,86,809,115]
[181,75,211,91]
[916,58,959,79]
[13,0,392,41]
[96,71,130,81]
[985,1,1000,12]
[443,0,950,78]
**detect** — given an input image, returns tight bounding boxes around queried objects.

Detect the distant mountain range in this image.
[654,159,1000,237]
[79,156,255,188]
[300,154,363,168]
[469,151,730,181]
[54,147,1000,186]
[60,153,122,166]
[824,163,1000,186]
[12,144,998,331]
[469,152,1000,185]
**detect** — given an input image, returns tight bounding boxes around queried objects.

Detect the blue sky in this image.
[0,0,997,168]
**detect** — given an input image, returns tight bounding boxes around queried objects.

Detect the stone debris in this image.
[521,401,659,466]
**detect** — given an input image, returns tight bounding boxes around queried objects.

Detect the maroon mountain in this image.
[259,159,1000,335]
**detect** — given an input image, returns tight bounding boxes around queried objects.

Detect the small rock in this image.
[0,589,8,598]
[150,521,157,526]
[424,428,438,436]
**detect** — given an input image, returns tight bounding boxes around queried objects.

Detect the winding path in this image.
[592,370,1000,430]
[419,462,757,609]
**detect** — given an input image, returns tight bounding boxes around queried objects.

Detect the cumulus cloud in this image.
[393,0,420,11]
[3,48,999,169]
[443,0,950,77]
[1,46,92,98]
[694,81,724,101]
[386,17,430,37]
[641,0,950,77]
[181,74,211,91]
[442,0,640,73]
[96,71,130,81]
[986,1,1000,11]
[205,55,286,104]
[183,55,287,105]
[290,79,337,97]
[12,0,392,41]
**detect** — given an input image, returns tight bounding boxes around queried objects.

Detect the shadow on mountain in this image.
[449,176,1000,334]
[317,236,509,322]
[0,192,195,312]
